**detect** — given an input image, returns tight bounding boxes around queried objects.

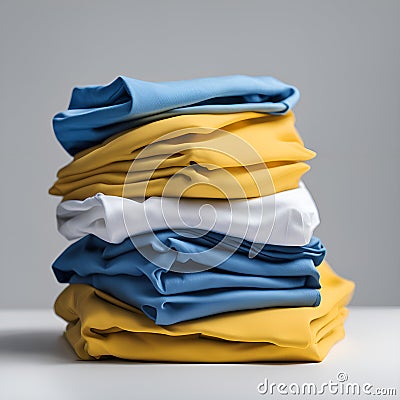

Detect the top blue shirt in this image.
[53,75,300,155]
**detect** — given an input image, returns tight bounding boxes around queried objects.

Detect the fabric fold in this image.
[52,232,325,324]
[54,261,355,362]
[53,75,299,155]
[56,182,320,246]
[49,112,315,200]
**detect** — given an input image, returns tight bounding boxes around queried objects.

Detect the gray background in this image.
[0,0,399,308]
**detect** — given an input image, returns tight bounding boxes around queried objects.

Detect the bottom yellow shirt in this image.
[55,261,354,362]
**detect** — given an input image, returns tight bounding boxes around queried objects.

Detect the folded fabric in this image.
[50,112,315,200]
[52,232,325,324]
[53,75,299,155]
[54,261,355,362]
[53,230,326,274]
[51,162,310,201]
[56,182,320,246]
[61,275,322,325]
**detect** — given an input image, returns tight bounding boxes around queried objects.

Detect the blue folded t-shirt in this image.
[53,230,325,325]
[53,75,299,155]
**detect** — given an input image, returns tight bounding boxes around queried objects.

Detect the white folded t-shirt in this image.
[56,182,319,246]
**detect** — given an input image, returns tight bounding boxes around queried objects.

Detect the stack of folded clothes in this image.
[49,75,354,362]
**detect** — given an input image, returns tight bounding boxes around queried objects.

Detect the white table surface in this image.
[0,307,399,400]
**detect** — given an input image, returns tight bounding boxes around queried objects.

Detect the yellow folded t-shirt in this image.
[55,261,354,362]
[50,112,315,200]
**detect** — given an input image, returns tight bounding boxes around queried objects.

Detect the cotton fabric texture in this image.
[49,112,315,200]
[56,182,320,246]
[50,74,353,363]
[53,75,299,155]
[54,261,355,362]
[52,232,325,324]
